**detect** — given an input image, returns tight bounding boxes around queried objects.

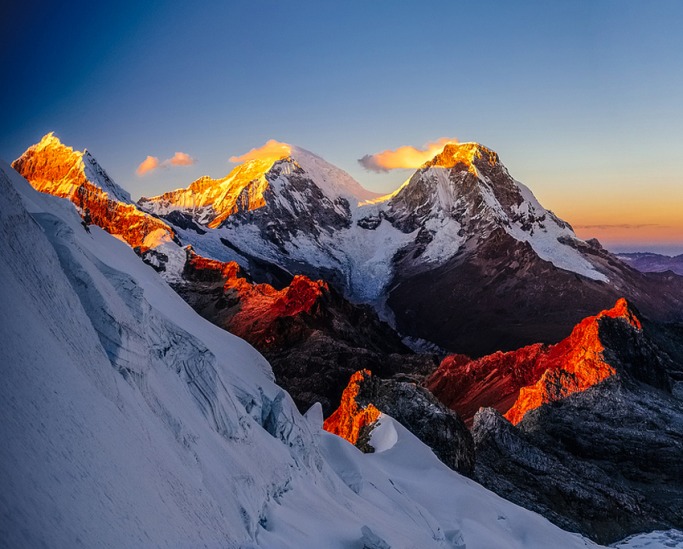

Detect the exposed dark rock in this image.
[174,250,438,416]
[355,375,475,475]
[472,312,683,544]
[388,226,683,357]
[160,210,207,234]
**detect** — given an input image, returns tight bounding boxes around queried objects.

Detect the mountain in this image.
[139,142,379,229]
[380,144,683,355]
[618,252,683,276]
[137,140,683,356]
[427,298,683,543]
[0,159,606,548]
[17,135,683,357]
[12,133,177,252]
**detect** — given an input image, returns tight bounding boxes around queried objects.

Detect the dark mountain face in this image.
[389,229,683,356]
[473,376,683,545]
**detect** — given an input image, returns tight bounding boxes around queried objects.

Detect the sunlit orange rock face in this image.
[12,133,176,252]
[426,142,499,174]
[428,298,642,425]
[183,249,328,347]
[140,158,279,229]
[322,370,380,445]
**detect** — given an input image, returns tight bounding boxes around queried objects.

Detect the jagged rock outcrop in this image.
[324,370,475,475]
[428,299,647,424]
[13,133,177,251]
[469,305,683,544]
[176,249,438,414]
[323,370,381,446]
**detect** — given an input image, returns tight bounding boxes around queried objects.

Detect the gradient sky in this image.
[2,0,682,254]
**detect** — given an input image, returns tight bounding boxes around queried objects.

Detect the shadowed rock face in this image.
[388,226,683,357]
[473,378,683,544]
[468,307,683,544]
[324,370,475,475]
[175,249,438,415]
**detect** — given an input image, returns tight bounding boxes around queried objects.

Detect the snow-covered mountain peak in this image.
[13,132,132,204]
[284,145,381,203]
[139,142,380,229]
[382,141,608,281]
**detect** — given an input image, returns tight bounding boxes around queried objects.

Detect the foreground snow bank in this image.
[612,530,683,548]
[1,159,601,548]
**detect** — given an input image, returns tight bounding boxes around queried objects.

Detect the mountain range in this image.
[617,252,683,276]
[15,134,683,357]
[1,145,611,548]
[5,132,683,545]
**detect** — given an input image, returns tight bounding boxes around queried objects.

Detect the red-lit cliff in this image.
[182,249,328,347]
[177,248,434,415]
[323,370,381,445]
[12,133,176,252]
[428,298,643,425]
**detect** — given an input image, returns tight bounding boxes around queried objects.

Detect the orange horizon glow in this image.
[528,177,683,253]
[557,208,683,252]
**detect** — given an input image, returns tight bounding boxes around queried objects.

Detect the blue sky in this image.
[2,0,682,253]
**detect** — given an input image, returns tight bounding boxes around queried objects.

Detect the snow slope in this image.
[1,159,602,548]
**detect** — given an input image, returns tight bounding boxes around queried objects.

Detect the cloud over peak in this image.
[229,140,292,163]
[358,137,459,172]
[136,151,196,176]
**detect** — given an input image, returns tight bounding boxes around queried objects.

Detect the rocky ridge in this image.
[12,134,177,252]
[427,298,645,424]
[176,248,437,414]
[324,369,475,475]
[457,302,683,543]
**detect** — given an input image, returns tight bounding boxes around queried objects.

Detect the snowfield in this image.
[0,159,607,548]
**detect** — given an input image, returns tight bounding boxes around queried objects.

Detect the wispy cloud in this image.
[358,137,459,172]
[136,151,196,176]
[136,155,160,176]
[166,151,195,166]
[229,139,292,163]
[574,223,666,230]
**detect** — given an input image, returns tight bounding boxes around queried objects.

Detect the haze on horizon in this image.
[2,0,682,255]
